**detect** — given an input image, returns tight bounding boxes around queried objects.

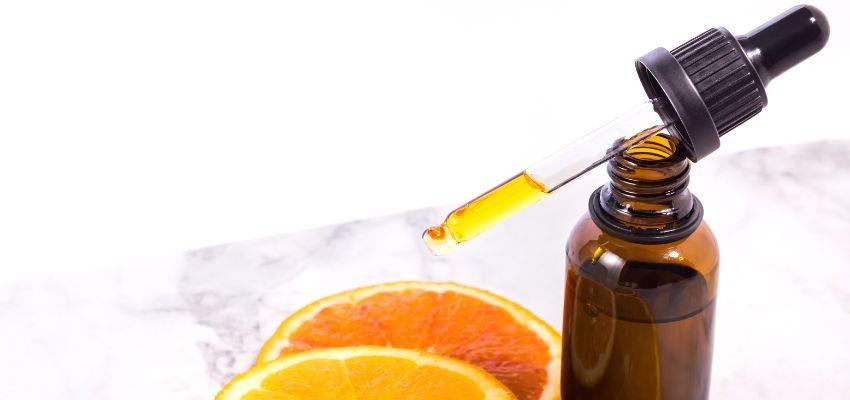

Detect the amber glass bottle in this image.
[562,135,719,399]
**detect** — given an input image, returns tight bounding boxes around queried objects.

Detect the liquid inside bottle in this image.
[563,258,715,399]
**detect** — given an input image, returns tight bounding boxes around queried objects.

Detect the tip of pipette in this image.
[422,225,457,256]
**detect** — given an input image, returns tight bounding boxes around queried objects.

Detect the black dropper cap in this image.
[635,5,830,161]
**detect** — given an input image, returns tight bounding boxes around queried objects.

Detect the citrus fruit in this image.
[257,281,560,400]
[217,346,517,400]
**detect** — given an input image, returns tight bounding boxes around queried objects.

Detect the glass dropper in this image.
[422,5,830,256]
[423,99,669,255]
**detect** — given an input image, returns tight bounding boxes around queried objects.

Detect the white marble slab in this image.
[1,141,849,400]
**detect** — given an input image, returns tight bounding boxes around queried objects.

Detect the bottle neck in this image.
[589,134,703,244]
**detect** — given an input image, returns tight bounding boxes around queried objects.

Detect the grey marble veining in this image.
[2,141,849,400]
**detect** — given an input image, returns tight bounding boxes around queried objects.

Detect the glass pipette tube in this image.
[423,100,669,255]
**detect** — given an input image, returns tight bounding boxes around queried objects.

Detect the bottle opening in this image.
[612,134,688,184]
[624,135,677,161]
[589,134,703,244]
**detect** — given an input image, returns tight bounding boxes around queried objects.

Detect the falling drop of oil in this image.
[422,225,457,256]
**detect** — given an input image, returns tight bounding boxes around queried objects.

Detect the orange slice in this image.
[217,346,517,400]
[257,281,561,400]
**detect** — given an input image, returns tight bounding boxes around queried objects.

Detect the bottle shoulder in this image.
[567,212,719,298]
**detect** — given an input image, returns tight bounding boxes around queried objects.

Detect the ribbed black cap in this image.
[671,28,766,137]
[635,5,829,161]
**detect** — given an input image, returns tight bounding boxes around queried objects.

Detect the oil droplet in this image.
[422,225,457,256]
[426,226,445,239]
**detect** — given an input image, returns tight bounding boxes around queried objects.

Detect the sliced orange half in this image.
[217,346,517,400]
[257,281,561,400]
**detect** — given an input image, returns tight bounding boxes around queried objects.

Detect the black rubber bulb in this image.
[737,5,831,86]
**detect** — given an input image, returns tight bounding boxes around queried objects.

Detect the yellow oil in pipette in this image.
[422,119,668,256]
[422,172,549,255]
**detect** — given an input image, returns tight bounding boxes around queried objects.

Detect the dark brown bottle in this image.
[562,135,719,399]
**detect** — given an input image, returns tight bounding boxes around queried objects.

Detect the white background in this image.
[1,0,847,282]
